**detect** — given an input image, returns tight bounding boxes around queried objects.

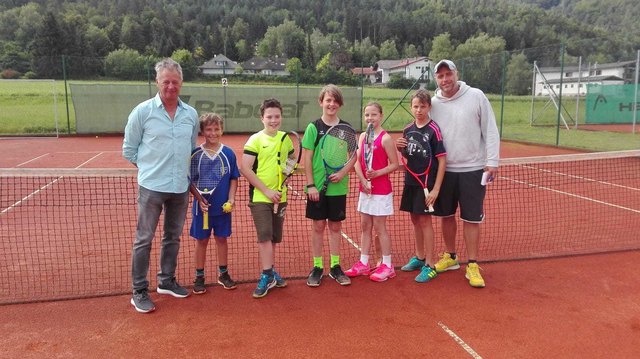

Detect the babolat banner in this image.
[70,84,363,134]
[586,84,639,124]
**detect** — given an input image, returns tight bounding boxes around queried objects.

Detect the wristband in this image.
[306,184,316,189]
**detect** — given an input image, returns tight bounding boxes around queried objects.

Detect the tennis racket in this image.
[189,146,227,229]
[274,131,302,213]
[319,123,358,195]
[362,123,375,195]
[401,130,434,212]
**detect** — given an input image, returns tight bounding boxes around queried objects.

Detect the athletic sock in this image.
[196,268,205,277]
[330,254,340,268]
[382,255,392,267]
[449,252,457,260]
[360,254,369,265]
[219,265,228,274]
[313,256,323,269]
[468,259,477,264]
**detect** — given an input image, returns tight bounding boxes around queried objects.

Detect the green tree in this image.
[379,39,399,59]
[85,25,113,57]
[104,48,147,80]
[171,49,197,80]
[0,41,30,73]
[505,52,532,95]
[454,33,506,93]
[352,37,378,66]
[316,52,331,72]
[256,20,305,59]
[429,33,455,62]
[30,12,65,78]
[285,57,301,75]
[120,15,146,53]
[403,43,419,58]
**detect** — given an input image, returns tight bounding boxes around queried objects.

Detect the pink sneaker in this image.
[344,261,371,277]
[369,264,396,282]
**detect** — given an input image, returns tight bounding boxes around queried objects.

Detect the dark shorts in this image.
[249,202,286,243]
[433,170,486,222]
[305,194,347,221]
[399,185,432,215]
[189,212,232,240]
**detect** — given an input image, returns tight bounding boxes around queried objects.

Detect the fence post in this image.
[499,51,508,137]
[147,58,152,98]
[555,44,565,146]
[62,55,71,135]
[296,61,300,131]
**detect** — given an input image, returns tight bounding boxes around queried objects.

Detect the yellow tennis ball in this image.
[222,202,232,213]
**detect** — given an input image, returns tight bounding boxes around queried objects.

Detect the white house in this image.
[534,60,635,96]
[240,57,289,76]
[199,54,237,75]
[375,57,432,84]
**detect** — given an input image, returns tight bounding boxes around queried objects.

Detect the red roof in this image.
[351,67,377,75]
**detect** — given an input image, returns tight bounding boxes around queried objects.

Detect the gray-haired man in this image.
[123,58,199,312]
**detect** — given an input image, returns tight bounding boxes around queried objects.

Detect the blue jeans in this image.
[131,186,189,291]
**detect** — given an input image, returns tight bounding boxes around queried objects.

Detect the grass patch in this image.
[1,80,637,151]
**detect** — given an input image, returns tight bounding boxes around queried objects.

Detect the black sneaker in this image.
[217,272,237,290]
[329,265,351,286]
[193,276,206,294]
[306,266,323,287]
[157,278,190,298]
[131,289,155,313]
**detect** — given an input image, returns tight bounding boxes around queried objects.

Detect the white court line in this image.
[438,322,483,359]
[16,153,49,167]
[1,156,103,215]
[502,176,640,214]
[76,152,104,168]
[1,177,62,215]
[520,164,640,192]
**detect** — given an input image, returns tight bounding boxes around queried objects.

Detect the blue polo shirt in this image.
[123,93,198,193]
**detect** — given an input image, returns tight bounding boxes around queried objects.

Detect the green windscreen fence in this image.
[70,84,363,134]
[586,84,639,124]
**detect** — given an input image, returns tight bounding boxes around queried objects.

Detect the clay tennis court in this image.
[1,135,639,358]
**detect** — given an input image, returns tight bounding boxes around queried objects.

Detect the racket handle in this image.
[203,213,209,230]
[423,187,435,213]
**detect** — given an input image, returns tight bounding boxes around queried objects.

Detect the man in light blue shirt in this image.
[123,58,198,313]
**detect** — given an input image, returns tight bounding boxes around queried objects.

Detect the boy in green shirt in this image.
[303,84,357,287]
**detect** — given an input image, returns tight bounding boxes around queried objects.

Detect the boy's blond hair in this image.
[199,113,224,133]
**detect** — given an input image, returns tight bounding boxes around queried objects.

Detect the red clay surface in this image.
[1,251,638,358]
[2,135,638,357]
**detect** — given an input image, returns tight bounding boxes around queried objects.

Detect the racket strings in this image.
[280,133,301,177]
[323,127,357,169]
[196,152,226,194]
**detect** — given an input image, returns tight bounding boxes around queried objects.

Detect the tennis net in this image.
[2,150,639,304]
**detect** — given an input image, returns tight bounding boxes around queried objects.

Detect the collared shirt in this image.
[123,93,198,193]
